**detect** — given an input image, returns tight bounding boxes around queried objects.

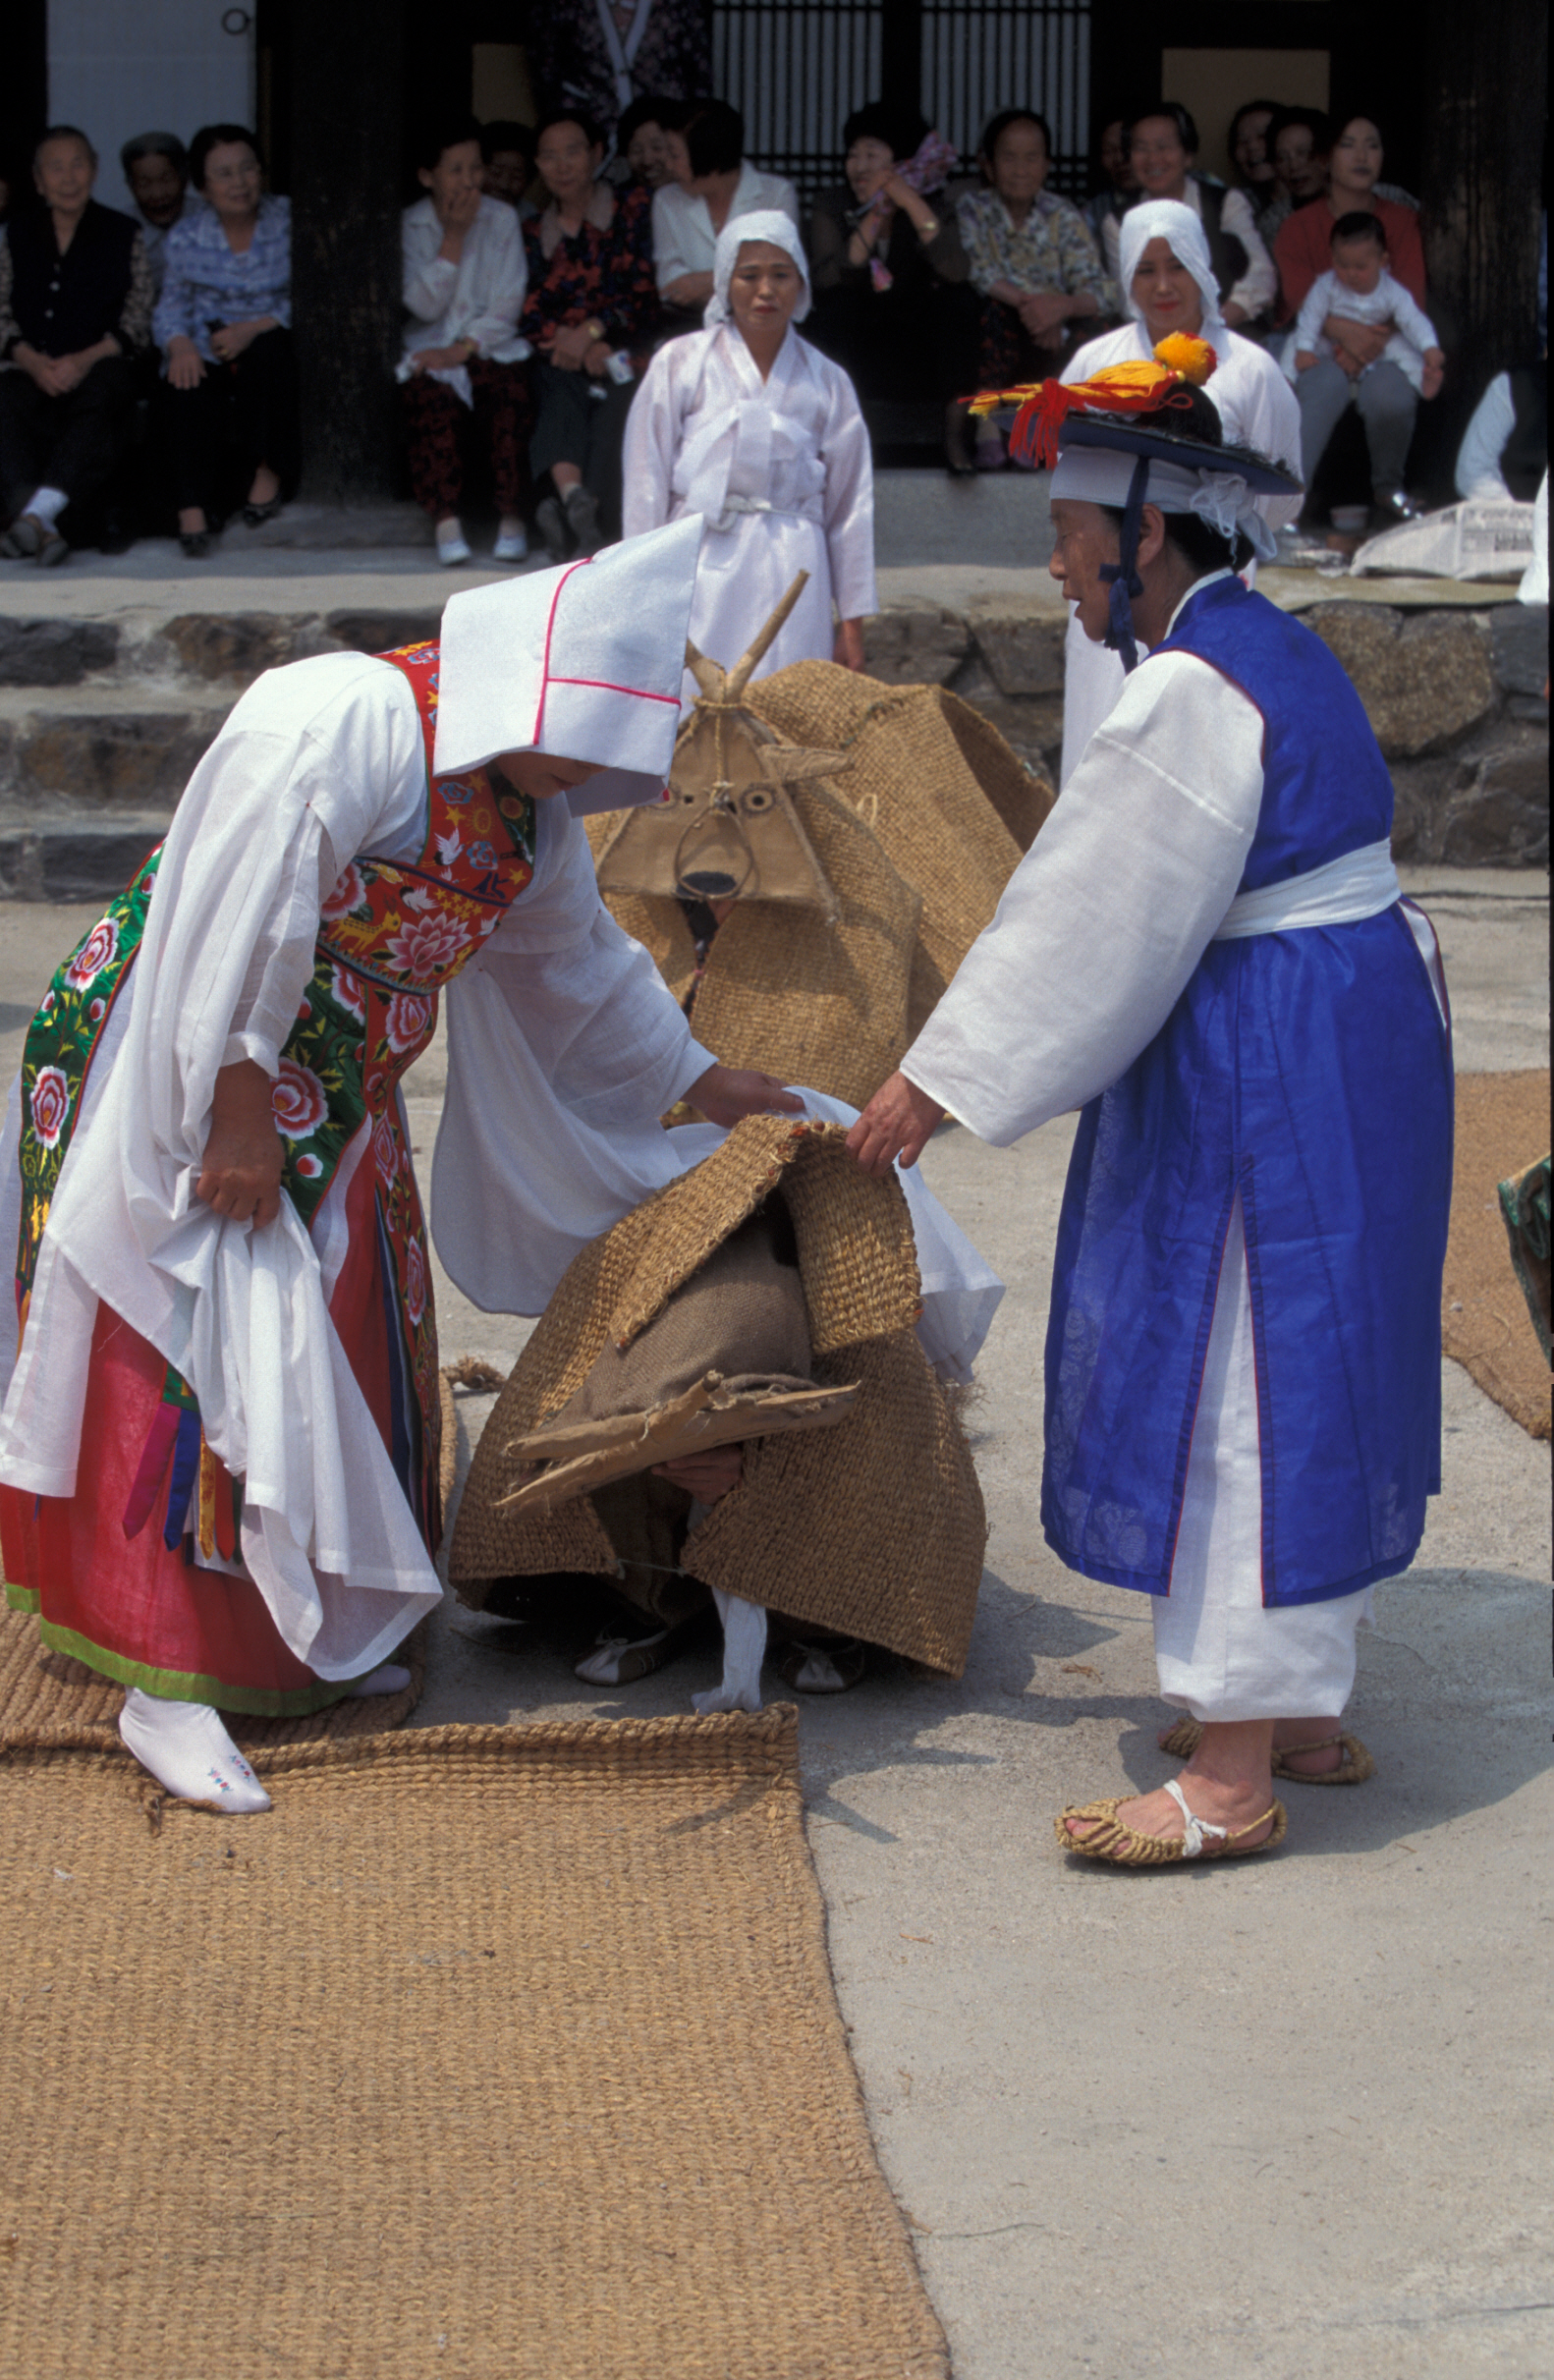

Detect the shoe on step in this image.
[493,522,529,564]
[534,493,572,560]
[562,484,603,554]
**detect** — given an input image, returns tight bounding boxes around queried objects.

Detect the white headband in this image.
[1050,446,1279,562]
[704,208,811,327]
[1117,197,1223,331]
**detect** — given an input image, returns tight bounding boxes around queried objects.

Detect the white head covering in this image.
[704,208,811,328]
[1049,445,1280,562]
[432,517,704,814]
[1117,198,1223,333]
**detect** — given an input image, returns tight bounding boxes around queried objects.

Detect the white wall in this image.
[48,0,256,216]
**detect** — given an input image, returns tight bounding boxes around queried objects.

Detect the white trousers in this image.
[1153,1196,1371,1722]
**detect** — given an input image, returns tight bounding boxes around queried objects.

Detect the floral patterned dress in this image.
[0,643,537,1714]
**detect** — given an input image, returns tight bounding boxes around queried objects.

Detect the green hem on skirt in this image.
[35,1620,356,1718]
[6,1580,41,1614]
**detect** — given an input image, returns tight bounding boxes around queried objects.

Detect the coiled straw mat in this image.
[451,1115,987,1674]
[588,661,1053,1110]
[1,1708,950,2380]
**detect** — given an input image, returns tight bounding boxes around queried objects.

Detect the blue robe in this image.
[1041,577,1454,1608]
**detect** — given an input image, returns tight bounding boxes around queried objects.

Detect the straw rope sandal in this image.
[1056,1778,1288,1864]
[1157,1715,1375,1784]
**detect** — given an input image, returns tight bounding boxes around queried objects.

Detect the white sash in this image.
[1212,839,1401,940]
[595,0,654,114]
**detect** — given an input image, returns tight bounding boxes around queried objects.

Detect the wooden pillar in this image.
[286,0,410,506]
[1418,0,1547,464]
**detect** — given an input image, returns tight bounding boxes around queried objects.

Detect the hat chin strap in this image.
[1096,454,1151,673]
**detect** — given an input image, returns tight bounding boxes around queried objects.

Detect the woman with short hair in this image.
[1102,103,1276,330]
[0,125,152,564]
[154,123,296,558]
[522,108,659,557]
[401,116,531,568]
[650,99,800,325]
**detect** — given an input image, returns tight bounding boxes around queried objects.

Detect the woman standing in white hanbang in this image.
[0,519,817,1813]
[1055,197,1302,787]
[622,210,876,705]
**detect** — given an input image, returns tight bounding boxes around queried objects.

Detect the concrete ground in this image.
[3,867,1547,2380]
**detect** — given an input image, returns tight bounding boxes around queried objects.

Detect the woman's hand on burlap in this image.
[847,1071,945,1176]
[687,1064,805,1128]
[197,1059,285,1226]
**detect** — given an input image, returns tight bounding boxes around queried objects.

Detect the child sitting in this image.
[1292,210,1444,521]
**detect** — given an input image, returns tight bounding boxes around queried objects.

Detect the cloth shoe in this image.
[118,1688,272,1812]
[436,519,472,567]
[493,521,529,564]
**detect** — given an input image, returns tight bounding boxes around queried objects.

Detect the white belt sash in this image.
[1212,839,1400,940]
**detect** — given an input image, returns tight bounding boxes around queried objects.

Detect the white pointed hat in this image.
[433,516,704,815]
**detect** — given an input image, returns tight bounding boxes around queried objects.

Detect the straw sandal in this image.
[1158,1715,1375,1785]
[1056,1777,1288,1864]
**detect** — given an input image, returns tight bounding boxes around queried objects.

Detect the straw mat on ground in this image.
[0,1603,426,1753]
[1443,1070,1551,1439]
[0,1710,948,2380]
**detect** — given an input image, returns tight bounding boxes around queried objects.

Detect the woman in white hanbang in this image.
[0,522,815,1812]
[1055,197,1302,787]
[622,210,876,702]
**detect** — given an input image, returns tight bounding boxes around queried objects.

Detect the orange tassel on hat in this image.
[968,335,1219,469]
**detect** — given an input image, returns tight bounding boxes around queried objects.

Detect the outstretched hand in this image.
[687,1064,805,1129]
[846,1070,945,1176]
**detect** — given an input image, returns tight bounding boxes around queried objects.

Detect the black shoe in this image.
[240,497,284,527]
[534,493,572,560]
[180,530,211,559]
[563,484,604,555]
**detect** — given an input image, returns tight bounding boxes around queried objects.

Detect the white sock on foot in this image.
[436,518,472,566]
[118,1688,272,1811]
[27,485,69,526]
[346,1663,412,1697]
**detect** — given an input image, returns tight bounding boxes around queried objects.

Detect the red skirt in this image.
[2,1153,417,1716]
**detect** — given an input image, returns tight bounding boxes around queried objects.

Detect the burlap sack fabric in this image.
[450,1117,987,1674]
[586,659,1053,1107]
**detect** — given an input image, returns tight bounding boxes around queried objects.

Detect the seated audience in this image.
[1082,117,1138,245]
[1055,196,1302,787]
[613,95,679,192]
[623,212,875,698]
[652,99,800,325]
[806,102,974,433]
[1293,210,1443,521]
[121,132,207,296]
[1274,114,1425,327]
[1227,98,1282,236]
[480,120,537,220]
[0,125,151,565]
[1103,104,1275,329]
[154,122,295,558]
[402,116,531,568]
[959,107,1115,464]
[522,108,658,558]
[1456,354,1547,502]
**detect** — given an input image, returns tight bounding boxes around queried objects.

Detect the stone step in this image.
[0,604,448,691]
[0,807,171,904]
[0,683,238,814]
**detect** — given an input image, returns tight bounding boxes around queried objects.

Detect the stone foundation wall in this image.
[860,593,1550,869]
[1,589,1547,900]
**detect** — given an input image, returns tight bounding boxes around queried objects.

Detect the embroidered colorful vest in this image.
[12,640,535,1561]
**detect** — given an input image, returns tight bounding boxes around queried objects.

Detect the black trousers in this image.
[0,355,139,522]
[528,359,635,532]
[159,326,301,516]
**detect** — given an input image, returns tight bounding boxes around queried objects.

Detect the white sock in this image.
[27,485,69,526]
[118,1688,271,1812]
[693,1587,767,1715]
[347,1663,412,1697]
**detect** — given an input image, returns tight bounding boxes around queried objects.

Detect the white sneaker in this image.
[492,523,528,564]
[436,521,472,567]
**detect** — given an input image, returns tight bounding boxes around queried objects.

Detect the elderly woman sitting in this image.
[154,122,296,558]
[401,116,532,568]
[957,108,1115,467]
[521,108,660,560]
[0,125,152,564]
[1056,196,1302,787]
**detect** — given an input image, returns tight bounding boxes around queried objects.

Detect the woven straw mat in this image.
[0,1710,949,2380]
[0,1605,427,1754]
[1443,1070,1551,1439]
[451,1116,987,1673]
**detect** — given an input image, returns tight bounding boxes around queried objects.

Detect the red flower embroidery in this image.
[321,862,367,921]
[405,1238,427,1328]
[294,1151,324,1180]
[28,1065,71,1149]
[65,916,120,992]
[271,1059,328,1139]
[382,911,472,980]
[384,992,434,1055]
[330,964,367,1022]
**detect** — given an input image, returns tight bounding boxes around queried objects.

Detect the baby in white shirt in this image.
[1295,213,1445,397]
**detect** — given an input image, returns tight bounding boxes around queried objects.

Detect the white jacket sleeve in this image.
[1456,373,1517,500]
[1220,187,1277,320]
[820,367,877,622]
[621,349,680,536]
[902,650,1264,1142]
